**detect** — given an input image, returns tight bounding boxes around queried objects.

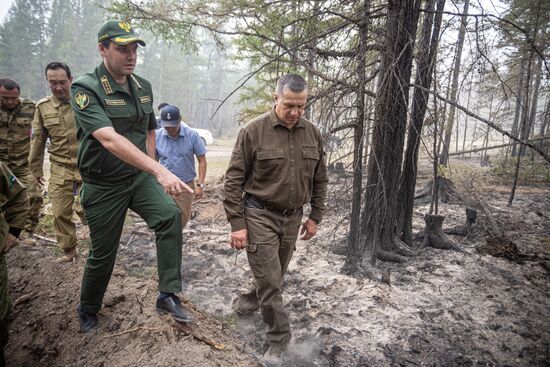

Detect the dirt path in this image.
[5,151,550,366]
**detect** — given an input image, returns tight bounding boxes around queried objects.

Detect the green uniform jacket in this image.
[70,62,156,184]
[0,99,35,170]
[0,162,29,253]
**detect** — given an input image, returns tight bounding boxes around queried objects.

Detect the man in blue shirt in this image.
[156,105,207,229]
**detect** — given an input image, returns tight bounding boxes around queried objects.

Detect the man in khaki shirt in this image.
[223,74,328,366]
[29,62,86,262]
[0,78,43,245]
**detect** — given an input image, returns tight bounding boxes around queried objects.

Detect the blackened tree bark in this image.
[397,0,445,246]
[347,0,421,271]
[440,0,470,165]
[346,0,371,267]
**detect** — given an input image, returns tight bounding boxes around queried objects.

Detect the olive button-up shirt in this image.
[29,95,80,179]
[223,108,328,232]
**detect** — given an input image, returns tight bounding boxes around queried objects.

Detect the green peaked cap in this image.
[97,20,146,46]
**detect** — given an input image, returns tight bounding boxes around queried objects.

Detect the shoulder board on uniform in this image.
[36,96,52,107]
[100,75,114,95]
[20,98,36,106]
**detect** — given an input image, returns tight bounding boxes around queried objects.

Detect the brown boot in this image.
[56,248,77,263]
[260,345,285,367]
[20,232,36,246]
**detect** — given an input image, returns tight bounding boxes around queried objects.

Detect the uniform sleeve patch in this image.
[74,93,90,110]
[139,95,151,103]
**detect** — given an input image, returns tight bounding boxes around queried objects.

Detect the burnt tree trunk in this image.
[351,0,421,271]
[440,0,470,165]
[511,58,528,157]
[422,214,462,251]
[346,0,370,266]
[398,0,445,246]
[445,207,478,237]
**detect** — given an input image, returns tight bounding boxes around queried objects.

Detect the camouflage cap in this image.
[98,20,146,46]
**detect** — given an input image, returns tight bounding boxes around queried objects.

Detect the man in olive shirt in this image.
[30,62,86,262]
[71,20,194,332]
[223,74,328,366]
[0,78,43,245]
[0,161,29,365]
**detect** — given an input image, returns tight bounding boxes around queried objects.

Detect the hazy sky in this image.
[0,0,13,23]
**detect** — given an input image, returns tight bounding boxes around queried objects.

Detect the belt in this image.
[245,195,302,217]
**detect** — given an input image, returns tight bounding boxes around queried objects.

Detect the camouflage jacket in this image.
[0,162,29,253]
[0,99,35,170]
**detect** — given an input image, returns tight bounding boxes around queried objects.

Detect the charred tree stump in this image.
[415,176,465,204]
[445,207,478,237]
[422,214,462,251]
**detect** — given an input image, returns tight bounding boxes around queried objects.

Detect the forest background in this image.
[1,0,549,270]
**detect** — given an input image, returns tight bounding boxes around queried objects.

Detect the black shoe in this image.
[77,304,98,333]
[156,294,193,323]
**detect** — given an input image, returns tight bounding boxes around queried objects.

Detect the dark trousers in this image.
[239,205,302,347]
[79,172,182,313]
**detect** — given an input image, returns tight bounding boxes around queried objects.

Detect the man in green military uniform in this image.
[71,20,194,332]
[0,161,29,365]
[224,74,328,366]
[0,78,43,245]
[30,62,87,262]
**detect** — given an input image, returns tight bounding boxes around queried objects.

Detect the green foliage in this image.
[491,157,550,184]
[0,0,108,100]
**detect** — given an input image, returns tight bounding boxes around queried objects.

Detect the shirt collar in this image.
[50,94,63,107]
[161,123,186,139]
[269,106,305,129]
[97,61,141,96]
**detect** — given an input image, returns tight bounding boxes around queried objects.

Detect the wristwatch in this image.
[197,182,206,188]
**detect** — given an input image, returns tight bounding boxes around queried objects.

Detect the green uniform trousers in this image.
[240,205,303,347]
[79,171,183,313]
[12,167,42,233]
[0,256,10,365]
[48,166,86,251]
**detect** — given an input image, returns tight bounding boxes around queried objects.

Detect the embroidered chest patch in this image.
[139,95,151,104]
[105,99,126,106]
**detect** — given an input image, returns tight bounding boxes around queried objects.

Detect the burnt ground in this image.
[5,157,550,367]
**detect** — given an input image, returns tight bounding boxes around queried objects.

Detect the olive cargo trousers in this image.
[79,172,183,313]
[238,205,303,347]
[48,164,86,251]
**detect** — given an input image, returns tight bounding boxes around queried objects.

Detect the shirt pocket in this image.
[43,116,62,137]
[105,106,132,135]
[256,148,285,179]
[302,146,320,176]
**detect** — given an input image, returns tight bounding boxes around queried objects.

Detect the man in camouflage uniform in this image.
[0,161,29,365]
[30,62,86,262]
[0,78,43,245]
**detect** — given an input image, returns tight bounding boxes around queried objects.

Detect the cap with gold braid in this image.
[97,20,146,46]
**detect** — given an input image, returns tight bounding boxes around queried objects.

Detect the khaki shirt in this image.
[0,161,29,252]
[223,108,328,232]
[70,62,156,184]
[0,99,35,170]
[29,95,80,179]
